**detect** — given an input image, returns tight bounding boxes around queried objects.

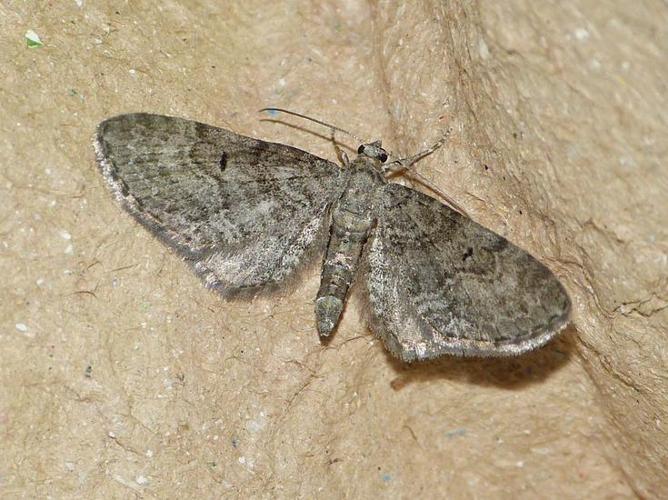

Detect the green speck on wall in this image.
[25,30,44,48]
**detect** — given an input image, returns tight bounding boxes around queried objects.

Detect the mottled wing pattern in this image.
[366,183,571,361]
[95,113,343,296]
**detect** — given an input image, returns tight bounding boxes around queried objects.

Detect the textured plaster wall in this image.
[1,1,666,498]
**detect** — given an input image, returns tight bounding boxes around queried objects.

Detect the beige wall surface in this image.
[1,1,666,498]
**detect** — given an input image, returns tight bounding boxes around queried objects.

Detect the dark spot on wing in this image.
[219,151,228,171]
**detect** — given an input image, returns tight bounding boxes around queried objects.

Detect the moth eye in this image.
[379,152,388,163]
[358,145,365,154]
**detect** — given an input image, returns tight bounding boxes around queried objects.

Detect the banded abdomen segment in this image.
[315,210,373,337]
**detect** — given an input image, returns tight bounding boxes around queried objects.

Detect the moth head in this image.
[357,141,388,163]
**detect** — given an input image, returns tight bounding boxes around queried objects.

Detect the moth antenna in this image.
[260,107,366,145]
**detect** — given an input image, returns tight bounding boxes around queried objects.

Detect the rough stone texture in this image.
[1,1,665,498]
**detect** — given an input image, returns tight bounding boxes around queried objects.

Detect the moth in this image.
[94,111,571,362]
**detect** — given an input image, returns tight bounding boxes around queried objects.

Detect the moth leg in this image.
[382,128,452,175]
[330,130,350,167]
[405,170,470,217]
